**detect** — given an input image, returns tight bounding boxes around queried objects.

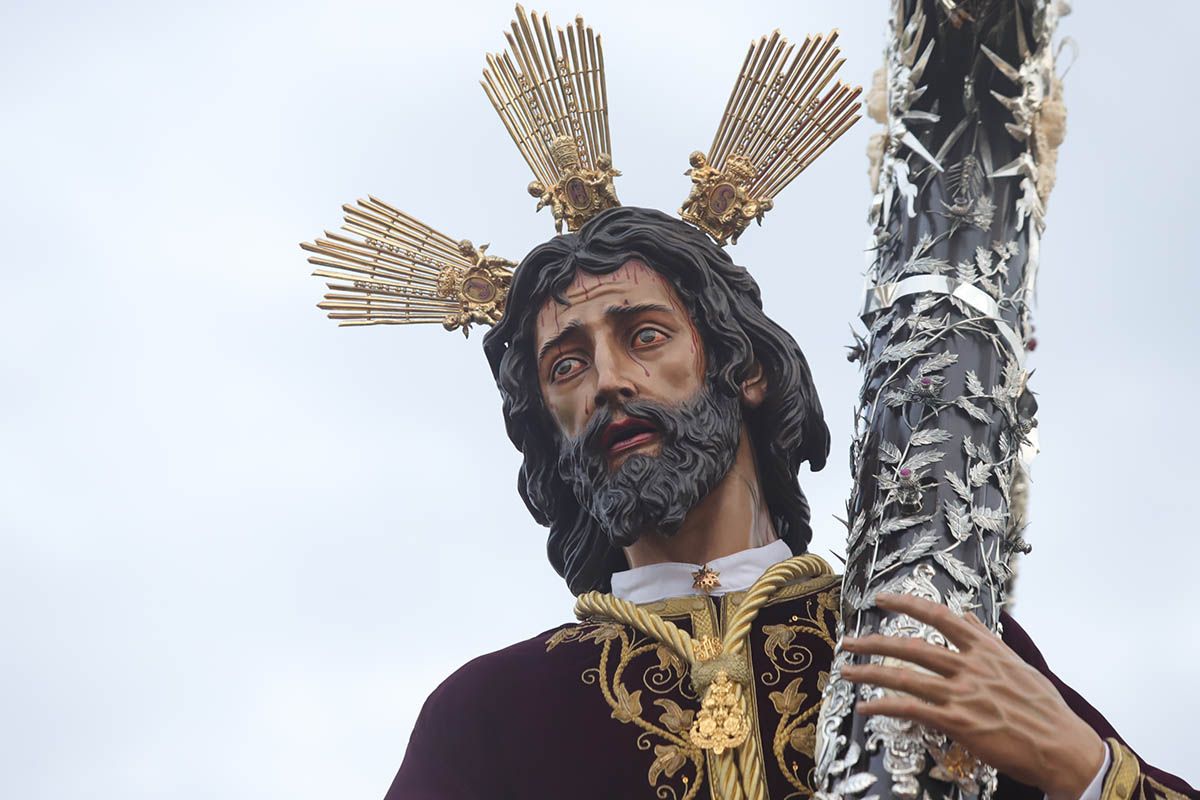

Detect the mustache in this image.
[554,383,744,550]
[573,398,681,457]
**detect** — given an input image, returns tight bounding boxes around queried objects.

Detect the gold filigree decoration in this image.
[1101,738,1191,800]
[1103,737,1141,800]
[688,670,751,754]
[759,587,840,797]
[681,30,862,245]
[561,561,839,799]
[693,636,724,662]
[686,632,751,756]
[681,152,772,246]
[547,622,704,800]
[528,134,621,233]
[930,740,985,793]
[692,565,722,594]
[1143,776,1192,800]
[482,6,620,232]
[304,197,514,336]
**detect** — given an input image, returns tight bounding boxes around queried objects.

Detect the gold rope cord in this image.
[572,591,697,665]
[574,554,831,800]
[727,555,830,800]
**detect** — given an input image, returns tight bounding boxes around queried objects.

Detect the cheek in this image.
[636,338,705,395]
[543,383,594,439]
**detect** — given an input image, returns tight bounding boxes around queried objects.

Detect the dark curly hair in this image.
[483,206,830,594]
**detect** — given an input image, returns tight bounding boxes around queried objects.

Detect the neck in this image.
[623,424,777,568]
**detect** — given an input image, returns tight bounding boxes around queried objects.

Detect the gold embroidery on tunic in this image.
[759,586,840,798]
[1102,738,1142,800]
[1100,738,1191,800]
[1142,775,1191,800]
[549,573,841,799]
[547,615,707,799]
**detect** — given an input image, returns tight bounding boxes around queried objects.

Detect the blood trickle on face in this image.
[534,259,705,467]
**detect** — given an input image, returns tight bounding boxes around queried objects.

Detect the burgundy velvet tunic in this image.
[386,573,1195,799]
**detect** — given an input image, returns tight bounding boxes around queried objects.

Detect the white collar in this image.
[609,540,793,604]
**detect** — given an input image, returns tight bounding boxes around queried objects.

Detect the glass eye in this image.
[552,357,583,381]
[634,328,665,347]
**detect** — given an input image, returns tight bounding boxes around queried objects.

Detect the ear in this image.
[739,360,768,410]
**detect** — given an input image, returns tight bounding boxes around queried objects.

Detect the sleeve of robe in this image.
[998,612,1197,800]
[381,651,507,800]
[383,614,1197,799]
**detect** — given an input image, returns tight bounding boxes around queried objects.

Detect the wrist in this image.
[1043,729,1106,800]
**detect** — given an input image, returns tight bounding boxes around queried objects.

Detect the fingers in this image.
[963,610,996,634]
[841,633,960,676]
[840,662,949,703]
[854,695,958,734]
[875,592,980,650]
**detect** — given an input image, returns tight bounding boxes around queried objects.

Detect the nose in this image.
[592,339,637,409]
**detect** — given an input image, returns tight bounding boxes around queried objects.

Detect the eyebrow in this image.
[536,302,675,363]
[537,318,585,363]
[606,302,673,319]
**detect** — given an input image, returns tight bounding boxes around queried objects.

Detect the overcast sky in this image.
[2,1,1197,797]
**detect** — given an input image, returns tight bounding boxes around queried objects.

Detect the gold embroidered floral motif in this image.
[768,677,808,716]
[547,621,705,799]
[611,682,643,723]
[548,575,841,800]
[759,587,840,798]
[649,743,688,785]
[654,698,696,733]
[789,723,816,756]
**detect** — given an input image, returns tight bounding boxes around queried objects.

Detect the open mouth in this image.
[599,416,660,457]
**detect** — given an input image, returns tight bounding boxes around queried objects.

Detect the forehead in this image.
[534,259,688,341]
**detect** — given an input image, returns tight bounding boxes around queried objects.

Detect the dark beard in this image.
[556,384,743,548]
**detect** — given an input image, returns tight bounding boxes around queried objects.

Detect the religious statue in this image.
[302,4,1196,799]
